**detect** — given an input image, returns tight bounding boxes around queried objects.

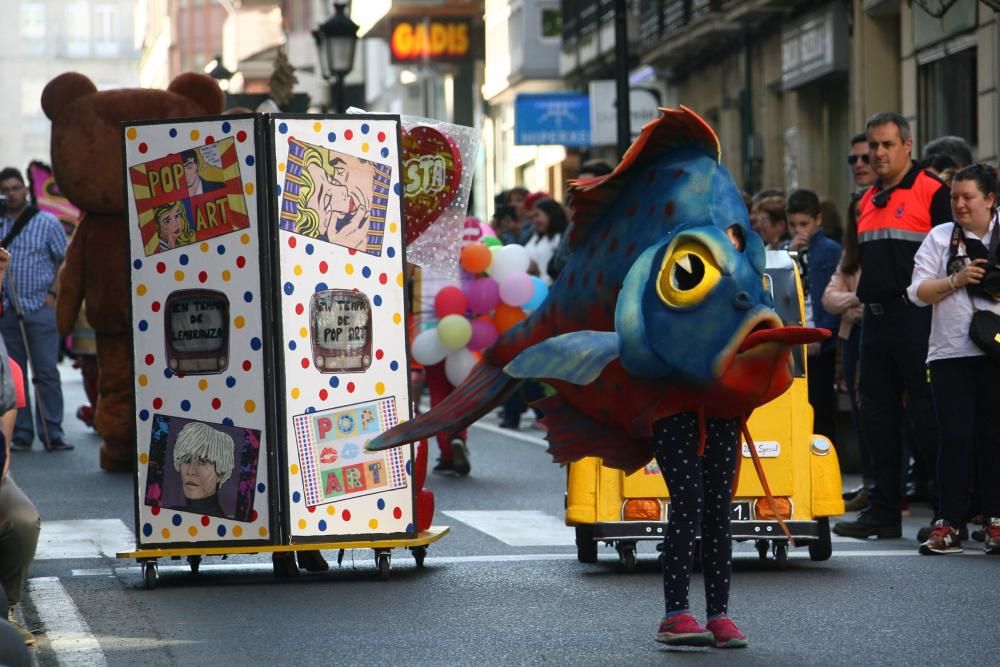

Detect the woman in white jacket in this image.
[908,163,1000,556]
[523,198,568,286]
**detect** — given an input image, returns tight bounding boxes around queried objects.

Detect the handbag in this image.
[969,309,1000,360]
[947,222,1000,360]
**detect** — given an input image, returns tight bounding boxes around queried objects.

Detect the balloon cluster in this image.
[411,241,549,386]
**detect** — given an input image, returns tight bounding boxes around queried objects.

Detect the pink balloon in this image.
[467,318,499,351]
[434,286,467,318]
[464,277,500,316]
[499,271,534,307]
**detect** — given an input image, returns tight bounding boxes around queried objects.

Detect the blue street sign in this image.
[514,92,591,147]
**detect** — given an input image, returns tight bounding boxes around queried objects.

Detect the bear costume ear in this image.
[41,72,98,121]
[168,73,226,115]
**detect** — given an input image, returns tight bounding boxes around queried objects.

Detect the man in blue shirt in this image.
[0,167,71,452]
[786,188,842,443]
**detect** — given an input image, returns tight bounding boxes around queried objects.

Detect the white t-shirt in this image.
[908,216,1000,362]
[523,232,562,286]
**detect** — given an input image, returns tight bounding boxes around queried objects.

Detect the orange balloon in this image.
[460,243,492,274]
[494,303,526,333]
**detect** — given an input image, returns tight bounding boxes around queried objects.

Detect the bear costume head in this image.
[41,72,225,214]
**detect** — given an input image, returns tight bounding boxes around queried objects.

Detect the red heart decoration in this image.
[400,125,463,245]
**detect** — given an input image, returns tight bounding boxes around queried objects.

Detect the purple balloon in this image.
[467,318,499,351]
[464,277,500,316]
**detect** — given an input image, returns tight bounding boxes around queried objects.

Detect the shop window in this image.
[918,47,977,151]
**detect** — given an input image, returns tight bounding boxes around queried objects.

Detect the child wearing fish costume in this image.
[368,108,828,647]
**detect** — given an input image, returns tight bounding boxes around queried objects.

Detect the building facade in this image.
[0,0,139,174]
[487,0,999,221]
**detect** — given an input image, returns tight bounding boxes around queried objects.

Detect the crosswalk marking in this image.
[35,519,134,560]
[442,510,576,546]
[27,577,107,666]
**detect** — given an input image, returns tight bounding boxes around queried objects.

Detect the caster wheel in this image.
[142,561,158,590]
[377,552,391,580]
[411,546,427,569]
[756,540,769,560]
[188,555,201,575]
[773,541,789,570]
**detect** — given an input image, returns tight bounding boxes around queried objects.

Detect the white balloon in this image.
[484,245,504,275]
[492,244,531,281]
[445,348,478,386]
[411,328,449,365]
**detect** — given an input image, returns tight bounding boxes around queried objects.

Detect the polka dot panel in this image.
[125,117,272,546]
[273,118,414,537]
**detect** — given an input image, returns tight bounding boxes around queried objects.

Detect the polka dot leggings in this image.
[652,412,739,618]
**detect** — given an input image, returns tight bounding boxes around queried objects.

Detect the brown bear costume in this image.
[41,72,224,472]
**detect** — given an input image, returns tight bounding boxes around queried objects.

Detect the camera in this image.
[979,265,1000,299]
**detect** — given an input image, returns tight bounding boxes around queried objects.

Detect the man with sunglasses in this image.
[848,133,877,190]
[833,112,951,540]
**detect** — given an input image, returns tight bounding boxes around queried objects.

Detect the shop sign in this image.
[390,18,472,63]
[514,93,591,147]
[781,3,848,90]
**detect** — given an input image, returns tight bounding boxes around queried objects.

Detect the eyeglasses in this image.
[847,154,870,166]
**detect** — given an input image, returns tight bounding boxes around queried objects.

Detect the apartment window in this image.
[918,46,977,151]
[20,1,46,55]
[94,4,120,57]
[541,6,561,39]
[65,2,92,58]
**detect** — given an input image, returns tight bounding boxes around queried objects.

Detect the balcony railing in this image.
[639,0,724,49]
[561,0,617,46]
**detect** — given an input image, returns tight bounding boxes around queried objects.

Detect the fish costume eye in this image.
[656,240,722,308]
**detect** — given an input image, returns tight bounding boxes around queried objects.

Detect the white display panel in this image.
[271,116,414,540]
[125,116,274,546]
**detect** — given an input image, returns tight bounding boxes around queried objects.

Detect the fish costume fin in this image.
[567,105,721,249]
[504,331,619,385]
[532,395,652,474]
[365,362,519,452]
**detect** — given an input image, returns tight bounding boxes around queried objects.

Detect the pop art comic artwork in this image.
[144,414,262,523]
[292,397,406,507]
[129,137,251,256]
[279,137,392,256]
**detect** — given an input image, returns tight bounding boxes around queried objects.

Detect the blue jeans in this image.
[0,306,64,444]
[859,304,937,522]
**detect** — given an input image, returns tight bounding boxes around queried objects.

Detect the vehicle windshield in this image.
[763,266,805,378]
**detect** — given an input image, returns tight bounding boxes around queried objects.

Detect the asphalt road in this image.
[9,363,998,666]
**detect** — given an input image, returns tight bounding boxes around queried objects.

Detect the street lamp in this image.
[205,54,235,91]
[313,2,359,113]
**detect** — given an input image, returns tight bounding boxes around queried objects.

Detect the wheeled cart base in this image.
[117,526,450,589]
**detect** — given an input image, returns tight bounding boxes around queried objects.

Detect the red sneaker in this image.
[655,613,714,646]
[919,519,963,555]
[985,517,1000,555]
[706,616,748,648]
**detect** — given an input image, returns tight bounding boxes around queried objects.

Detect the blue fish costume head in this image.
[369,107,828,473]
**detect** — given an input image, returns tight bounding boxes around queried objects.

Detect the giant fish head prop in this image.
[368,107,828,471]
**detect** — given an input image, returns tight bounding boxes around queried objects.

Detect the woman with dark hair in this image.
[524,198,568,286]
[822,189,870,511]
[908,163,1000,555]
